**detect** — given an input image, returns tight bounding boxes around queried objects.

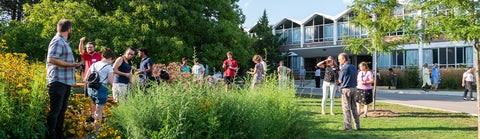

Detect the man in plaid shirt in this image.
[46,19,81,139]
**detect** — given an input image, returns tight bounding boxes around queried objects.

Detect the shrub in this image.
[379,68,465,89]
[110,75,304,138]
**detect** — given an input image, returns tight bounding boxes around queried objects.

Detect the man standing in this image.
[222,51,238,92]
[192,58,206,83]
[337,53,359,131]
[46,19,81,139]
[136,48,153,90]
[79,37,102,82]
[299,66,306,87]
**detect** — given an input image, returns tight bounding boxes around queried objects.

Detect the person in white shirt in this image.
[260,56,267,76]
[192,58,205,83]
[86,48,115,137]
[462,67,476,101]
[314,67,322,88]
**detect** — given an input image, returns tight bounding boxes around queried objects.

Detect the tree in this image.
[412,0,480,137]
[249,10,285,71]
[346,0,405,110]
[0,0,40,21]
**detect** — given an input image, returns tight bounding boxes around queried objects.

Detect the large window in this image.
[383,46,474,69]
[277,27,301,45]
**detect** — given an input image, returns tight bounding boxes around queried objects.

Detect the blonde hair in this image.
[252,55,261,63]
[359,62,370,70]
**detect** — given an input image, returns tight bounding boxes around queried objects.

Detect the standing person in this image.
[181,57,191,73]
[85,48,115,138]
[388,68,397,89]
[192,58,206,83]
[112,47,135,102]
[337,53,359,130]
[421,63,432,92]
[277,61,291,88]
[314,66,321,88]
[260,55,267,75]
[317,56,339,115]
[462,67,476,101]
[135,48,153,90]
[376,70,381,86]
[355,62,374,118]
[248,55,264,89]
[431,63,441,91]
[299,66,306,87]
[46,19,81,139]
[222,51,238,92]
[78,37,102,97]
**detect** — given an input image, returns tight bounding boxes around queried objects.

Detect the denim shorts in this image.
[88,84,108,105]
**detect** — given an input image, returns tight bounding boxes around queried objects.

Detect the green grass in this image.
[297,98,477,139]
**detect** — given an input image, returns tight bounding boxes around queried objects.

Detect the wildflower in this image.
[68,129,76,134]
[1,39,5,43]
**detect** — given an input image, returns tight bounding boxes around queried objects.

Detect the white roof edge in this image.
[333,8,352,21]
[273,18,302,29]
[301,12,336,24]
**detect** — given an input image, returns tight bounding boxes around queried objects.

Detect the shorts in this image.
[87,84,108,105]
[355,89,373,105]
[224,76,234,84]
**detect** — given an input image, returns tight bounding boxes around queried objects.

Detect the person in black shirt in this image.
[316,56,339,115]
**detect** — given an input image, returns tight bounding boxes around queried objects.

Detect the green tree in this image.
[249,10,285,71]
[412,0,480,136]
[0,0,40,21]
[346,0,405,110]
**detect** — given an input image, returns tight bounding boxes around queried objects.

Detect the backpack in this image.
[159,70,170,80]
[87,63,108,90]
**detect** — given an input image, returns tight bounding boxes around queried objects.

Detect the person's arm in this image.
[277,67,281,76]
[145,59,153,74]
[338,68,344,84]
[366,71,374,84]
[108,72,114,85]
[229,61,239,71]
[47,58,80,67]
[78,37,86,55]
[113,57,132,79]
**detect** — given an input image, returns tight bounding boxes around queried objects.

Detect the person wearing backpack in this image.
[85,48,115,138]
[112,47,135,102]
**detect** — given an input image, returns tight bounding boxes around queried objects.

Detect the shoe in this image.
[471,98,475,101]
[464,98,467,101]
[361,114,367,118]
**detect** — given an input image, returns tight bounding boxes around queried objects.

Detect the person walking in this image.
[135,48,153,90]
[355,62,374,118]
[85,48,115,138]
[431,63,441,91]
[337,53,359,130]
[316,56,339,115]
[314,67,321,88]
[78,37,102,96]
[277,61,291,88]
[248,55,264,89]
[299,66,306,87]
[388,68,397,89]
[421,63,432,92]
[462,67,476,101]
[112,47,135,102]
[46,19,81,139]
[222,51,238,92]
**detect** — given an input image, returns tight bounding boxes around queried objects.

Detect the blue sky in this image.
[238,0,351,28]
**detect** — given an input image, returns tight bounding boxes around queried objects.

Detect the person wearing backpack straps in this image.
[112,47,135,102]
[85,48,115,138]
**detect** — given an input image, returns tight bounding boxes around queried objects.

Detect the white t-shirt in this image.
[464,72,475,82]
[192,64,205,78]
[315,69,321,76]
[261,61,267,72]
[88,61,113,84]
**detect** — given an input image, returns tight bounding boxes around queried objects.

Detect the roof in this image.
[273,18,302,29]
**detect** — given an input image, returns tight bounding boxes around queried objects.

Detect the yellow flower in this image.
[16,83,23,88]
[115,136,121,139]
[68,129,76,134]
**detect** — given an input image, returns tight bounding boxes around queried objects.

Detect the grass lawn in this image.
[298,97,477,139]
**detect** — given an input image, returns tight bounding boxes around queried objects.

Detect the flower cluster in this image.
[0,53,36,94]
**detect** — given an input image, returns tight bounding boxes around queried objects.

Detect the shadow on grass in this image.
[361,126,477,131]
[398,112,473,118]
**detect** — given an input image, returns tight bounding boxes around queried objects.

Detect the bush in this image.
[379,68,465,89]
[110,75,304,138]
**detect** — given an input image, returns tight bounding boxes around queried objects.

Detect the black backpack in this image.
[87,63,108,90]
[159,70,170,80]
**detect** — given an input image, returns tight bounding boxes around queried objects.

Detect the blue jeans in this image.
[47,82,71,139]
[88,84,109,105]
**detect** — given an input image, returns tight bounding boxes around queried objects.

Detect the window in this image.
[432,49,438,64]
[447,48,455,65]
[397,51,404,66]
[439,48,446,64]
[456,47,464,63]
[406,50,418,66]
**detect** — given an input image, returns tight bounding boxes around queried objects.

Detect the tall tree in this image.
[346,0,405,110]
[0,0,40,21]
[249,10,285,71]
[412,0,480,137]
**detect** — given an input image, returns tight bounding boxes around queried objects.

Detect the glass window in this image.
[304,27,314,43]
[465,46,473,67]
[439,48,446,64]
[456,47,464,63]
[423,49,433,64]
[406,50,418,66]
[392,51,397,65]
[447,48,455,65]
[397,51,404,66]
[432,48,438,64]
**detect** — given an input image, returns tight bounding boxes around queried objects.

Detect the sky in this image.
[238,0,352,28]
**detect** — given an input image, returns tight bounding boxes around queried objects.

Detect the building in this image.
[266,8,474,74]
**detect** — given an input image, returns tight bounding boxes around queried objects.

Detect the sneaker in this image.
[471,98,475,101]
[464,98,467,101]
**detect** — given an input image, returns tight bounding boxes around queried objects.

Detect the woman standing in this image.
[248,55,264,89]
[462,67,475,101]
[355,62,374,117]
[421,63,432,92]
[316,56,338,115]
[277,61,291,88]
[431,63,441,91]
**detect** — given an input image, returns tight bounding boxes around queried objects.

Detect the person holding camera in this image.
[316,56,339,115]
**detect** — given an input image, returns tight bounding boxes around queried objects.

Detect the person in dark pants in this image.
[314,66,322,88]
[337,53,359,131]
[388,68,397,89]
[462,67,475,101]
[46,19,81,139]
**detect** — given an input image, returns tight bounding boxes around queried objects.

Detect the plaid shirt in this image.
[46,33,76,86]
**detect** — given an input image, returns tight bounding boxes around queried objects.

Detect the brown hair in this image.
[338,53,348,61]
[226,51,232,55]
[252,55,261,63]
[57,19,72,33]
[102,47,115,59]
[359,62,370,71]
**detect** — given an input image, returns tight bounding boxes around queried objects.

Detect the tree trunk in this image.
[373,49,378,110]
[474,39,480,139]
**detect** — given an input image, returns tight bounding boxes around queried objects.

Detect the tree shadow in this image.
[361,126,476,132]
[398,112,473,118]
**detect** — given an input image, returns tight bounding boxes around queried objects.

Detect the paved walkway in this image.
[295,80,478,116]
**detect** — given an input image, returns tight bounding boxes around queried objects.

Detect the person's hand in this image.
[80,37,86,42]
[462,84,465,87]
[72,63,81,67]
[126,73,133,79]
